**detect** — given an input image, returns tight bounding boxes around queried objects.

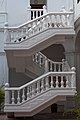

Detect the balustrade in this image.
[5,69,76,105]
[33,52,71,73]
[4,12,74,43]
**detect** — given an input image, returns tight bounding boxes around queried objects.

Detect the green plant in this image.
[63,93,80,120]
[0,86,4,112]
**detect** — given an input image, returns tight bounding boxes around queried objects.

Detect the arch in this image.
[41,44,65,62]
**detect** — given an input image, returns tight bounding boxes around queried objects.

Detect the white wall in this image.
[7,0,28,26]
[4,0,74,26]
[47,0,73,12]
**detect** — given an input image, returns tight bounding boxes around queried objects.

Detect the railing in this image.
[5,68,76,105]
[29,9,43,20]
[33,52,71,72]
[27,5,47,20]
[4,11,74,43]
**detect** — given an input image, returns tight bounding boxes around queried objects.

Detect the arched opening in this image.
[41,44,65,62]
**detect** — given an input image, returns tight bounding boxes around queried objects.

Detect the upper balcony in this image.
[4,0,75,54]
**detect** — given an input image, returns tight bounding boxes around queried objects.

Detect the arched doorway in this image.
[41,44,65,62]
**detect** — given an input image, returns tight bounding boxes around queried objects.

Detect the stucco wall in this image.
[9,68,32,87]
[47,0,73,12]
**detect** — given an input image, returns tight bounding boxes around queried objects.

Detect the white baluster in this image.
[30,86,32,97]
[45,58,49,73]
[39,55,42,67]
[22,88,25,102]
[50,62,53,71]
[54,15,57,27]
[65,14,67,26]
[66,75,69,88]
[36,11,38,18]
[59,15,62,27]
[36,53,38,63]
[45,76,49,90]
[12,90,15,104]
[21,28,24,36]
[32,84,35,97]
[56,76,59,88]
[17,90,20,104]
[54,64,56,72]
[41,78,44,92]
[27,86,30,100]
[61,76,64,88]
[58,64,61,72]
[11,31,14,41]
[40,11,42,16]
[33,11,35,19]
[62,59,65,71]
[37,81,40,94]
[51,75,53,88]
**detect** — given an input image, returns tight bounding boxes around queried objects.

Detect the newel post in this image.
[69,8,74,28]
[45,58,49,73]
[4,22,11,42]
[71,67,76,90]
[27,5,31,21]
[43,5,47,15]
[5,83,10,105]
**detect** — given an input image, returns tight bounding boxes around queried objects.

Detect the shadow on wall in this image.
[41,44,65,62]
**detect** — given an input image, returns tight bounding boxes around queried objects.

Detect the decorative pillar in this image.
[43,5,47,15]
[27,0,31,21]
[5,83,10,105]
[4,22,11,42]
[71,67,76,90]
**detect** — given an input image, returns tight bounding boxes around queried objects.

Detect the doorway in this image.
[30,0,47,19]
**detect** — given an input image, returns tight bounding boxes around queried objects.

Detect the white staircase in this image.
[4,64,76,117]
[4,11,76,117]
[4,11,75,55]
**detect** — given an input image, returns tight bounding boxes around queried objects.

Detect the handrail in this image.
[4,11,74,43]
[5,71,75,91]
[33,52,71,72]
[5,11,73,30]
[5,67,76,105]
